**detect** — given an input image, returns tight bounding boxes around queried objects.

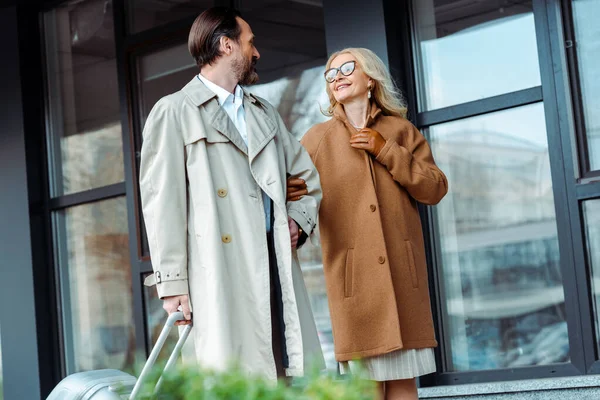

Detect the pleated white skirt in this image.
[339,348,436,381]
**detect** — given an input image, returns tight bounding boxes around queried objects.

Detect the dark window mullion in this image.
[47,182,126,210]
[140,259,153,274]
[417,86,543,128]
[533,0,594,372]
[112,0,149,367]
[432,363,581,386]
[124,15,197,50]
[575,181,600,201]
[560,0,590,177]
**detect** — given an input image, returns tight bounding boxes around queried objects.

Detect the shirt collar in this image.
[197,74,244,106]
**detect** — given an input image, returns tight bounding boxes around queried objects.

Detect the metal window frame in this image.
[559,0,590,178]
[391,0,598,386]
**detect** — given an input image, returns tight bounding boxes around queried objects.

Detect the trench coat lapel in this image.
[244,93,277,163]
[243,92,285,208]
[182,76,249,155]
[208,101,248,155]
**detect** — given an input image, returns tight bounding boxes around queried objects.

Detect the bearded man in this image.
[139,7,324,381]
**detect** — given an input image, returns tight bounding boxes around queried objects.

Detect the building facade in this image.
[1,0,599,399]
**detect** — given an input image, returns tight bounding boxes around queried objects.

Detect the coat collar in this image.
[181,75,263,107]
[332,102,382,129]
[181,76,275,158]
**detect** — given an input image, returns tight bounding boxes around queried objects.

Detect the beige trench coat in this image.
[139,77,324,381]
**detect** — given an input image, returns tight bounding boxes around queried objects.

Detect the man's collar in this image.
[181,75,262,107]
[197,74,243,106]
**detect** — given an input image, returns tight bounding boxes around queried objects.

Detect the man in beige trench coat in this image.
[139,7,324,382]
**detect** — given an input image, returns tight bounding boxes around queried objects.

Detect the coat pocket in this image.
[405,240,419,289]
[344,248,355,298]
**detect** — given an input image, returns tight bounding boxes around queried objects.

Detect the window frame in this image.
[394,0,598,386]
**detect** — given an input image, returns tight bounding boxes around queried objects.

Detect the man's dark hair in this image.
[188,7,242,68]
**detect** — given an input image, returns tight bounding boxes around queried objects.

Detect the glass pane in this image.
[430,103,569,371]
[412,0,541,111]
[54,197,135,374]
[297,240,335,371]
[0,323,2,399]
[128,0,213,34]
[143,274,179,363]
[583,200,600,352]
[43,1,124,196]
[240,0,328,138]
[137,43,199,129]
[572,0,600,171]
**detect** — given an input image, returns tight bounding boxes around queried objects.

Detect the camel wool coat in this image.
[301,104,448,362]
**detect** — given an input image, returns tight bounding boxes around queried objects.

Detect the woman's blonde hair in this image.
[323,48,407,118]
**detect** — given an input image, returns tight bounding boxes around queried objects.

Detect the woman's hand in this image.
[350,128,386,157]
[287,177,308,202]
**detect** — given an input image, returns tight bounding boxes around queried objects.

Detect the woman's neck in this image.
[343,98,369,129]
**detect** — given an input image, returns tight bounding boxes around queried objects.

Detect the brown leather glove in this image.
[349,127,386,157]
[286,177,308,202]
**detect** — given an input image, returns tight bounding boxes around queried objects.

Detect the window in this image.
[571,0,600,171]
[43,0,124,196]
[43,0,134,375]
[0,323,3,398]
[128,0,213,34]
[429,103,568,371]
[583,200,600,353]
[412,0,540,111]
[409,0,585,384]
[53,197,134,373]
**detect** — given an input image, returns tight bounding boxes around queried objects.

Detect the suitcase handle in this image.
[129,311,192,400]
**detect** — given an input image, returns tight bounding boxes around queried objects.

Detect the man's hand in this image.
[350,127,386,157]
[288,216,300,249]
[287,177,308,202]
[163,294,192,326]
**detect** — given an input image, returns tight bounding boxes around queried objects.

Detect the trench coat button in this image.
[217,188,228,198]
[370,204,377,212]
[378,256,386,264]
[222,234,232,243]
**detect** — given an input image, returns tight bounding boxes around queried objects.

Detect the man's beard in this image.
[233,54,259,85]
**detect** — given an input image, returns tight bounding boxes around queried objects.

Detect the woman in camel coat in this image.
[299,48,448,399]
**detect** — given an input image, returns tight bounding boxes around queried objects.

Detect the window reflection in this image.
[128,0,213,34]
[429,103,569,371]
[43,1,124,196]
[412,0,540,110]
[0,323,2,396]
[582,200,600,352]
[572,0,600,171]
[54,197,135,373]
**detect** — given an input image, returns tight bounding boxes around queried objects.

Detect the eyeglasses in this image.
[324,61,356,83]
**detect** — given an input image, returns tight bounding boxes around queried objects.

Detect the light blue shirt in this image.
[197,74,272,232]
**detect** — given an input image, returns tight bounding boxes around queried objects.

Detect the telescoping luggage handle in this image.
[128,311,192,400]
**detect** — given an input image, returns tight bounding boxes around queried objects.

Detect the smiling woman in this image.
[301,47,447,399]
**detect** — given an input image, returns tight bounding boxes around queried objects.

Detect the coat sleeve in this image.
[139,97,189,299]
[375,122,448,205]
[274,113,322,237]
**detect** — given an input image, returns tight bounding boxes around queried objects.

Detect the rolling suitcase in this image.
[47,311,192,400]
